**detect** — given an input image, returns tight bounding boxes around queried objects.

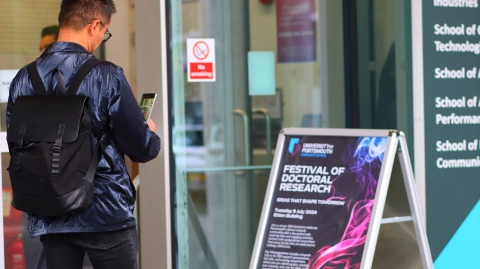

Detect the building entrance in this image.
[165,0,414,268]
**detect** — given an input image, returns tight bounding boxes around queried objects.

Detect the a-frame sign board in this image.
[249,128,433,269]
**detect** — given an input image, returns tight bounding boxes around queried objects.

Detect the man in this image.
[7,0,161,268]
[39,25,59,54]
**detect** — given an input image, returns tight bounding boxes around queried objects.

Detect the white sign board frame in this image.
[249,128,433,269]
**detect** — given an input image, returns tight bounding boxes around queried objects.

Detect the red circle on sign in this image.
[193,41,209,60]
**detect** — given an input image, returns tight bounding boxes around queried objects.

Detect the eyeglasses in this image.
[99,21,112,42]
[89,20,112,42]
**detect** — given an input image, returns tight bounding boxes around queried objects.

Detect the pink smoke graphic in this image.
[307,137,386,269]
[307,200,374,269]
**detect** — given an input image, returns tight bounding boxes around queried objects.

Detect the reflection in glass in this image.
[0,1,96,267]
[171,0,411,268]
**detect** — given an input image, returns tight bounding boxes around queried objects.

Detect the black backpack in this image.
[7,58,104,216]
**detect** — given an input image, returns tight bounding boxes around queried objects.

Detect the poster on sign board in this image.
[250,129,392,269]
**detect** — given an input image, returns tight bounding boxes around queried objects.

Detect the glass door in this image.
[168,0,415,268]
[0,2,108,268]
[0,1,60,268]
[169,0,347,268]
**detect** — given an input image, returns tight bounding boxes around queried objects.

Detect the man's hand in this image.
[148,119,156,132]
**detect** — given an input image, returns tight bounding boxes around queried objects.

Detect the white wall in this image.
[106,0,137,95]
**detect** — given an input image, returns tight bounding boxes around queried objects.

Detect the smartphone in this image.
[139,93,158,121]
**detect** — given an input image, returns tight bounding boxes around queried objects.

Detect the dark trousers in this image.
[40,227,138,269]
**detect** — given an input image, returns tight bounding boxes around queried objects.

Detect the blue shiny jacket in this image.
[6,42,161,237]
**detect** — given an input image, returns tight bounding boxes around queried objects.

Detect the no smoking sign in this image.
[187,39,216,82]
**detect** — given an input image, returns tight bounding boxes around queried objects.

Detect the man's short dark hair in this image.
[58,0,116,31]
[41,25,60,39]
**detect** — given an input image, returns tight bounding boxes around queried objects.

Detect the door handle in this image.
[232,109,251,166]
[252,108,272,163]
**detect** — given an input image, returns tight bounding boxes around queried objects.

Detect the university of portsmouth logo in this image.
[288,138,301,155]
[300,142,334,158]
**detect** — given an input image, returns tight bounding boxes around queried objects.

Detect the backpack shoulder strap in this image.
[67,58,104,96]
[27,61,48,95]
[84,131,107,187]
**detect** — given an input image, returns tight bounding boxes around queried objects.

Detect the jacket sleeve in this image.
[107,67,161,163]
[6,68,29,152]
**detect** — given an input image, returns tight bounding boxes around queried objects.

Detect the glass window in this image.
[168,0,413,268]
[0,1,104,268]
[1,2,59,268]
